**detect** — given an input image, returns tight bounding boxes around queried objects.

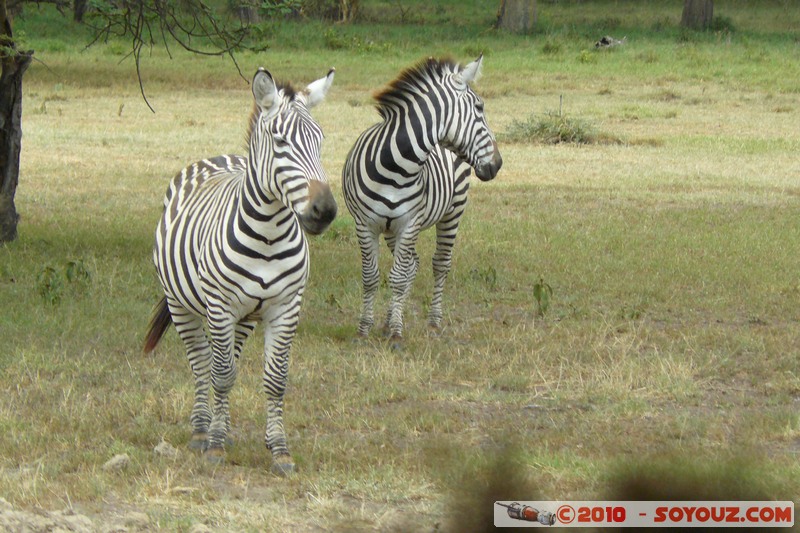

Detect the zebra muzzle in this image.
[474,142,503,182]
[299,180,337,235]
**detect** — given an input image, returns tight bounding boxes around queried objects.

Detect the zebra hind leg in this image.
[429,216,461,332]
[386,233,421,343]
[169,304,213,451]
[380,234,397,336]
[356,227,381,337]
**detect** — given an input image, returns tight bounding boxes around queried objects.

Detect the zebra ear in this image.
[305,68,335,109]
[252,68,278,110]
[455,55,484,89]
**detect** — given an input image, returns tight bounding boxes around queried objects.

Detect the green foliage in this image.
[578,48,597,63]
[1,30,32,58]
[65,260,92,288]
[710,15,736,34]
[502,112,612,145]
[469,265,498,291]
[541,39,562,55]
[532,277,552,316]
[101,42,128,56]
[260,0,302,18]
[36,266,64,305]
[35,260,92,305]
[300,0,340,20]
[322,28,390,52]
[322,28,348,49]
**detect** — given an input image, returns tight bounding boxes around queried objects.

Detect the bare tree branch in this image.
[8,0,70,16]
[81,0,256,110]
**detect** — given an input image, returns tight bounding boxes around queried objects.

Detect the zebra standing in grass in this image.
[342,56,502,343]
[143,67,336,476]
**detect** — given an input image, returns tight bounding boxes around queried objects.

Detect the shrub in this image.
[35,260,92,305]
[541,40,562,55]
[501,112,611,145]
[709,15,736,33]
[323,28,389,52]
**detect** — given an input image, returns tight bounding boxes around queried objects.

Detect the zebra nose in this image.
[301,181,337,235]
[311,195,337,224]
[475,143,502,182]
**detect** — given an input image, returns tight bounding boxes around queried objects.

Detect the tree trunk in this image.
[496,0,537,34]
[681,0,713,30]
[339,0,359,23]
[1,5,33,243]
[235,5,259,25]
[73,0,88,23]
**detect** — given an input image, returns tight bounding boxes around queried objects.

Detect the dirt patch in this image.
[0,497,156,533]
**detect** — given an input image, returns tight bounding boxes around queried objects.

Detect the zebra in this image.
[342,56,502,344]
[143,67,336,476]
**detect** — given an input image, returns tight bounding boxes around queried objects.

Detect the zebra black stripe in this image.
[342,56,502,341]
[145,67,336,476]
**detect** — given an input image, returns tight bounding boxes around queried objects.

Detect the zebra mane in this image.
[373,57,460,117]
[245,81,299,143]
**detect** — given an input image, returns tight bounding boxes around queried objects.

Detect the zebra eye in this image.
[274,136,290,148]
[476,102,485,113]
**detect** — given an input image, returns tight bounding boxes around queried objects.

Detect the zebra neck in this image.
[235,173,294,246]
[377,103,442,178]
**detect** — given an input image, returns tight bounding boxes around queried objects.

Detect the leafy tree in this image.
[0,0,254,243]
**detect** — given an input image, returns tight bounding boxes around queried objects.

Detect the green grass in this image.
[2,1,800,530]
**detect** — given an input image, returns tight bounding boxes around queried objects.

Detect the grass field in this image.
[2,1,800,530]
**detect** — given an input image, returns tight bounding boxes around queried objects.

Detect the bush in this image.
[501,112,608,145]
[541,40,562,55]
[322,28,390,52]
[301,0,341,20]
[709,15,736,33]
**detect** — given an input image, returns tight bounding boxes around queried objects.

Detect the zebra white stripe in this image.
[342,56,502,342]
[144,67,336,476]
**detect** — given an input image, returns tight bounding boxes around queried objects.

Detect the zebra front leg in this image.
[168,302,213,451]
[429,217,460,331]
[204,310,238,463]
[221,320,257,446]
[261,302,300,476]
[386,234,421,342]
[356,227,381,337]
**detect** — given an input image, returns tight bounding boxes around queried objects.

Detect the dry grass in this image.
[2,22,800,531]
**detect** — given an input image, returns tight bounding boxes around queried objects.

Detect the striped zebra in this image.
[143,67,336,476]
[342,56,502,343]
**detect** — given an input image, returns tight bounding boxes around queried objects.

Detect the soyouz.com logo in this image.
[494,501,794,528]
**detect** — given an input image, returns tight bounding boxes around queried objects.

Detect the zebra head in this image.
[441,56,503,182]
[249,68,338,235]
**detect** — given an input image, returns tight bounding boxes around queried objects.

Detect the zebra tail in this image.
[143,296,172,353]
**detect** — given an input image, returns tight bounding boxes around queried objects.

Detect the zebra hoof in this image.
[270,456,296,477]
[204,446,225,465]
[427,325,443,337]
[189,433,209,451]
[389,335,404,352]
